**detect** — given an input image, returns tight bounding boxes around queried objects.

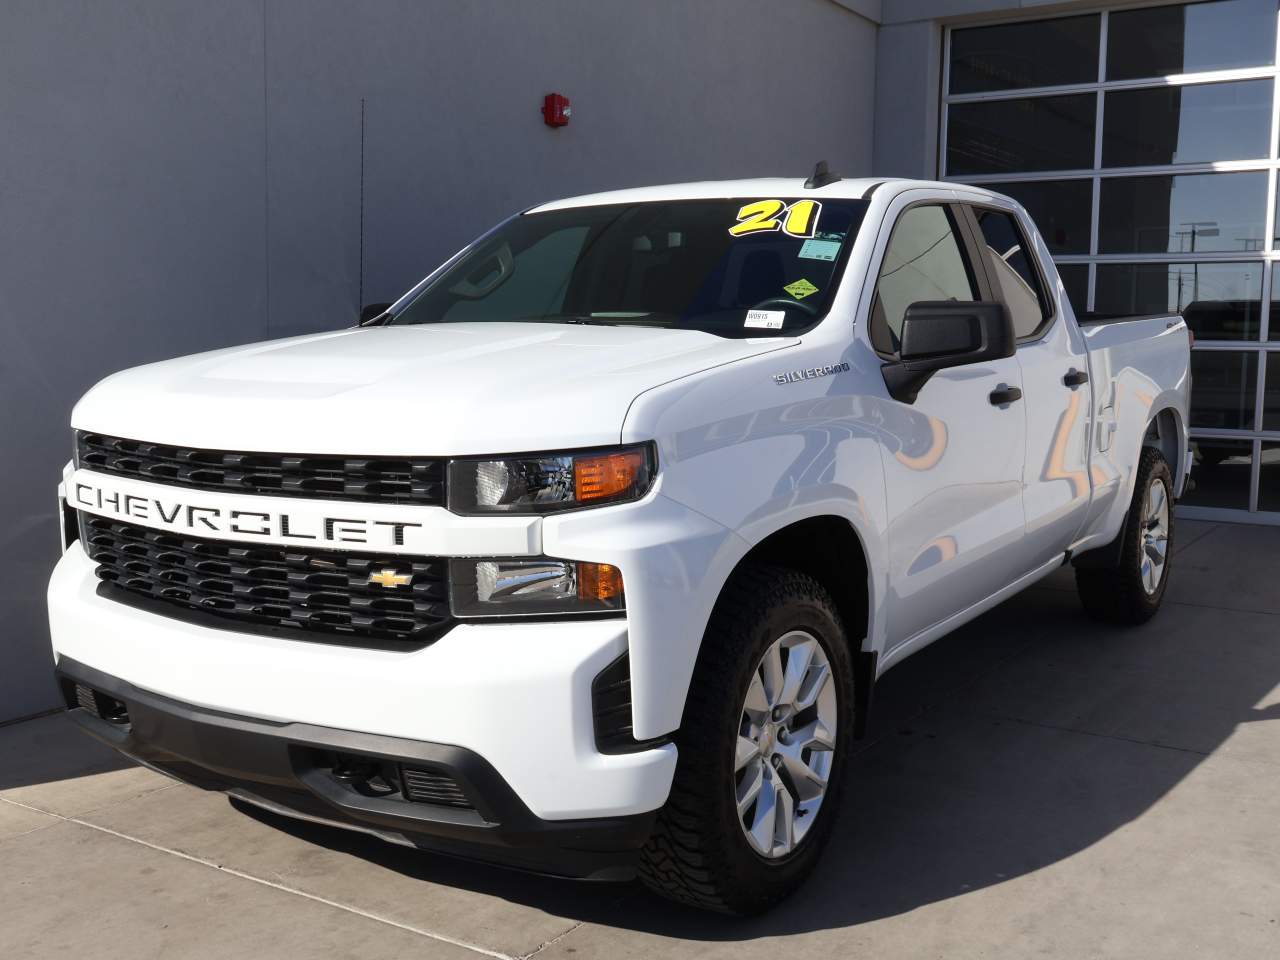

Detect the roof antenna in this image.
[804,160,841,190]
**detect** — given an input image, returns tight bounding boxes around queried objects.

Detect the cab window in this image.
[971,207,1051,339]
[870,205,978,355]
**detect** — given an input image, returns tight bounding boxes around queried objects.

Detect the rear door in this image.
[963,202,1093,566]
[872,198,1029,650]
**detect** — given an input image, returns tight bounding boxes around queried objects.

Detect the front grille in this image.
[82,516,450,645]
[400,767,474,808]
[76,431,445,506]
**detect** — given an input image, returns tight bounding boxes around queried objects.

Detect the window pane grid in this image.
[945,66,1280,104]
[942,1,1280,516]
[955,162,1278,184]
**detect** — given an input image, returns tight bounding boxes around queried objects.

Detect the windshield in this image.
[386,198,869,338]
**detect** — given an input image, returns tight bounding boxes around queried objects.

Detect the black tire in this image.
[638,564,855,914]
[1075,446,1175,625]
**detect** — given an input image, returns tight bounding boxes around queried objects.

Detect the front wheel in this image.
[638,565,854,914]
[1076,446,1175,624]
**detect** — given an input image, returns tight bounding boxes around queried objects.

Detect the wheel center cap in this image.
[760,722,778,756]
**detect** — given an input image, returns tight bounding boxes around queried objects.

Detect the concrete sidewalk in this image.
[3,520,1278,958]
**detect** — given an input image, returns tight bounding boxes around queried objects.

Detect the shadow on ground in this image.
[0,711,132,793]
[225,563,1280,940]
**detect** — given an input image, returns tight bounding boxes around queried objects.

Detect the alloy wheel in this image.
[1140,477,1170,595]
[733,630,838,859]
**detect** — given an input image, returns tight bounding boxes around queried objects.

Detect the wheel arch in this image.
[1077,405,1184,571]
[714,514,878,737]
[1144,404,1187,496]
[732,516,871,646]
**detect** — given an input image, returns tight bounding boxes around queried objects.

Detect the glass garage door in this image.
[942,0,1280,521]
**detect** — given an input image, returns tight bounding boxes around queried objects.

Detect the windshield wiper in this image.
[519,313,620,326]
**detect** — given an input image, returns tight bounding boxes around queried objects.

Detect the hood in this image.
[72,322,795,455]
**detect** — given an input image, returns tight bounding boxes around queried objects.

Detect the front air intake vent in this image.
[400,767,474,808]
[591,654,673,755]
[71,682,130,725]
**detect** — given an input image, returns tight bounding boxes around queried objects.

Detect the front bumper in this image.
[48,546,677,828]
[57,657,655,879]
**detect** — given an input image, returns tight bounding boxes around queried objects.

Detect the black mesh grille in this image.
[74,682,99,715]
[76,431,445,506]
[82,516,450,645]
[70,682,130,725]
[400,767,474,808]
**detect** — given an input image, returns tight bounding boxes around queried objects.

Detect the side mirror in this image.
[359,302,393,325]
[882,301,1014,404]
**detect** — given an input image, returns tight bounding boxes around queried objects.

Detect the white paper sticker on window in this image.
[798,238,841,261]
[745,309,786,330]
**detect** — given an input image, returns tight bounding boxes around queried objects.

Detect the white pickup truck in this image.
[49,171,1191,914]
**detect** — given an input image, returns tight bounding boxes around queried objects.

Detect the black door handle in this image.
[1063,368,1090,388]
[989,385,1023,406]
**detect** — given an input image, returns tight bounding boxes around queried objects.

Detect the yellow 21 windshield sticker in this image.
[728,199,821,238]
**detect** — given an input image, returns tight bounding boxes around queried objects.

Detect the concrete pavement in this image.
[3,519,1278,958]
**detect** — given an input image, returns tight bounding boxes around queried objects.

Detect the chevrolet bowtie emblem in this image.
[368,568,412,589]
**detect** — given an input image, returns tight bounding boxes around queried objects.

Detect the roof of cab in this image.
[528,177,977,213]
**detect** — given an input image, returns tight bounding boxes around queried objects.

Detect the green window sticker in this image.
[798,238,841,261]
[784,278,819,300]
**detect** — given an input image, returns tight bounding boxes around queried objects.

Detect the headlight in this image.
[449,558,624,618]
[447,443,656,515]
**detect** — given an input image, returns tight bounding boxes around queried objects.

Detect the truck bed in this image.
[1077,312,1179,326]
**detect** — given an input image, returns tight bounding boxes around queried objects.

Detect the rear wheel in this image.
[638,564,854,914]
[1076,446,1175,624]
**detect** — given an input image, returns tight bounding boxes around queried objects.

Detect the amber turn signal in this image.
[577,561,625,603]
[574,449,648,503]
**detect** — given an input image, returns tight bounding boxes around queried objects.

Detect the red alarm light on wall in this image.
[542,93,571,128]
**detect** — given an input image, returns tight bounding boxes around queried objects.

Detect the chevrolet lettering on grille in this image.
[70,472,425,550]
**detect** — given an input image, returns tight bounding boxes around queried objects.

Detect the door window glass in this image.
[1106,0,1277,81]
[1095,262,1262,341]
[1260,443,1280,511]
[949,15,1100,94]
[1182,440,1255,509]
[1102,80,1272,168]
[947,94,1096,175]
[871,205,978,354]
[1098,171,1268,255]
[1189,351,1259,430]
[972,208,1049,338]
[1264,353,1280,430]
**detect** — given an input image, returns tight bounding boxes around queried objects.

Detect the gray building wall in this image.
[0,0,877,721]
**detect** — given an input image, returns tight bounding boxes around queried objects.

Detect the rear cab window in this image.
[970,206,1053,340]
